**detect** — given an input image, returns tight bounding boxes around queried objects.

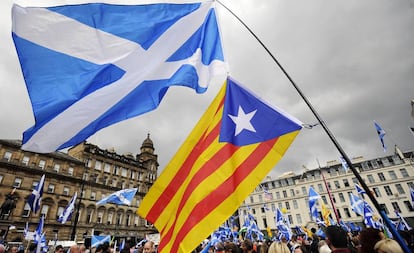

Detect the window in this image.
[278,203,283,209]
[97,210,104,224]
[296,214,302,224]
[13,178,22,188]
[384,186,393,196]
[408,182,414,189]
[301,187,307,195]
[400,168,409,177]
[134,216,139,227]
[367,174,375,183]
[327,182,332,190]
[126,214,131,226]
[391,202,401,212]
[343,179,350,187]
[47,184,55,193]
[252,208,256,214]
[395,184,405,194]
[121,168,128,177]
[285,202,290,210]
[22,203,31,217]
[68,167,74,176]
[3,151,12,161]
[321,196,328,205]
[263,218,268,228]
[288,215,293,224]
[381,158,390,167]
[261,207,265,213]
[22,156,30,165]
[290,189,295,197]
[107,212,113,225]
[57,206,65,218]
[271,203,276,211]
[41,204,50,217]
[276,192,280,199]
[378,172,386,181]
[83,172,89,181]
[53,164,60,173]
[94,160,102,171]
[37,160,45,169]
[63,186,70,196]
[334,181,341,189]
[282,190,287,198]
[404,201,414,212]
[86,209,94,223]
[339,193,345,202]
[258,195,263,203]
[380,204,389,214]
[0,175,3,184]
[388,171,397,180]
[344,208,351,218]
[293,200,298,209]
[373,188,381,197]
[318,184,323,193]
[104,163,111,173]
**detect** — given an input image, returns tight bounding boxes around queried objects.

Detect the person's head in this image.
[70,245,80,253]
[241,239,253,252]
[214,242,225,253]
[224,242,238,253]
[143,241,154,253]
[9,246,18,253]
[374,238,403,253]
[358,228,383,253]
[0,244,5,253]
[268,241,290,253]
[325,226,348,249]
[55,245,64,253]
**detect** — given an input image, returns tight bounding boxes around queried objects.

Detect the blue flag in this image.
[349,193,364,216]
[410,187,414,209]
[12,2,227,153]
[308,186,320,221]
[91,235,111,248]
[57,192,77,223]
[374,121,386,152]
[354,183,366,195]
[34,215,44,245]
[339,156,349,172]
[27,174,45,213]
[97,188,137,206]
[275,208,292,240]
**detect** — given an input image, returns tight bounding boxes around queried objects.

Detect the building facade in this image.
[239,150,414,231]
[0,136,158,245]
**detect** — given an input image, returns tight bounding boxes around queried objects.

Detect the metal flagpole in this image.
[317,160,341,224]
[216,1,411,252]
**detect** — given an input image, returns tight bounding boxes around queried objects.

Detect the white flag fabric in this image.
[97,188,138,206]
[57,192,77,223]
[12,2,227,153]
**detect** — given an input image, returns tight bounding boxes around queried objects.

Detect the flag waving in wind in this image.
[374,121,386,152]
[97,188,137,206]
[308,186,320,221]
[57,192,77,223]
[138,77,302,253]
[12,2,226,153]
[27,174,45,213]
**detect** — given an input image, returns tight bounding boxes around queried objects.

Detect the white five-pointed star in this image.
[228,106,257,136]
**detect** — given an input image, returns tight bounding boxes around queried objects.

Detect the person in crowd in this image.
[256,241,267,253]
[54,245,64,253]
[214,242,225,253]
[325,225,350,253]
[267,241,290,253]
[8,246,18,253]
[142,241,155,253]
[318,240,331,253]
[70,244,80,253]
[240,239,255,253]
[0,244,5,253]
[374,238,403,253]
[224,242,239,253]
[357,228,383,253]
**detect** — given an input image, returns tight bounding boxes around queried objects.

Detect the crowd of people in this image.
[193,225,413,253]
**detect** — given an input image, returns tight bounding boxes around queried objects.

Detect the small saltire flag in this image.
[275,208,292,240]
[395,211,412,231]
[57,192,77,223]
[308,186,320,221]
[354,183,366,195]
[12,2,227,153]
[97,188,137,206]
[339,156,349,172]
[91,235,111,248]
[138,77,302,253]
[27,174,45,213]
[34,215,44,245]
[349,193,364,216]
[363,202,378,228]
[374,121,387,152]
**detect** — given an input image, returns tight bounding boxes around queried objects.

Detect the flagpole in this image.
[71,170,86,241]
[216,1,411,252]
[317,160,340,224]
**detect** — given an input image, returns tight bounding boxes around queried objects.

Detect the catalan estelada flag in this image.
[138,77,302,253]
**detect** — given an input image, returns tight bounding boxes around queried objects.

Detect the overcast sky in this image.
[1,0,413,179]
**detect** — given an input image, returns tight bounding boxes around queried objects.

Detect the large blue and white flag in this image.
[349,193,364,216]
[374,121,386,152]
[12,2,227,153]
[97,188,137,206]
[34,215,44,245]
[91,235,112,248]
[57,192,77,223]
[395,211,412,231]
[27,174,45,213]
[308,186,320,221]
[275,207,292,240]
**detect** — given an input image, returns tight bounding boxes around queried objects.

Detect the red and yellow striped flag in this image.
[137,77,302,253]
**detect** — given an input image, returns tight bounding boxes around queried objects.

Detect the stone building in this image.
[0,135,158,245]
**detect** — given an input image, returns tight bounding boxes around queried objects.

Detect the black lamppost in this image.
[71,168,87,241]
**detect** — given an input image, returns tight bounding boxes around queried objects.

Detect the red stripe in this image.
[163,138,278,253]
[145,98,225,223]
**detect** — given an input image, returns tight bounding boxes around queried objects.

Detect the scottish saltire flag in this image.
[91,235,111,248]
[97,188,137,206]
[349,193,364,216]
[308,186,320,221]
[339,156,349,172]
[27,174,45,213]
[374,121,387,152]
[34,215,44,245]
[275,208,292,240]
[410,188,414,209]
[138,77,302,253]
[12,2,227,153]
[395,211,412,231]
[363,202,380,229]
[57,192,77,223]
[354,183,366,195]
